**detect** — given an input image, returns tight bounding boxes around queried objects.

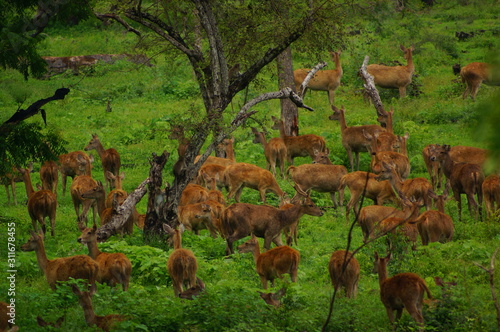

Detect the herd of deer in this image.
[2,45,498,331]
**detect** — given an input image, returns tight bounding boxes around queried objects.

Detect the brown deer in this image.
[84,134,121,190]
[271,116,326,165]
[258,288,286,307]
[223,162,285,203]
[374,252,432,329]
[0,168,23,205]
[21,232,98,293]
[1,301,19,332]
[222,192,323,255]
[180,183,210,206]
[293,50,343,105]
[18,166,57,236]
[70,175,101,225]
[341,171,399,222]
[197,164,227,191]
[202,199,227,237]
[169,125,190,177]
[40,160,58,194]
[178,202,218,237]
[364,131,411,180]
[329,105,387,171]
[238,235,300,289]
[80,180,107,224]
[71,286,126,331]
[328,250,360,298]
[195,138,236,167]
[375,161,433,210]
[367,45,415,98]
[483,174,500,219]
[287,149,348,208]
[251,127,287,179]
[78,225,132,291]
[429,144,484,221]
[411,190,454,245]
[179,277,206,300]
[422,144,442,190]
[460,62,500,100]
[163,224,199,297]
[58,151,93,196]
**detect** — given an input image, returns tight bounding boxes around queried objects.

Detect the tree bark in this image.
[359,56,390,127]
[277,47,299,136]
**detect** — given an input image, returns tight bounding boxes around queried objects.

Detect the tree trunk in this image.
[277,47,299,136]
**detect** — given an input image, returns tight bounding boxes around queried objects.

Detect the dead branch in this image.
[297,61,328,97]
[95,13,142,36]
[474,248,500,331]
[359,56,389,126]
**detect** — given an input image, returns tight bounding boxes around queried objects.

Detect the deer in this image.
[258,288,286,307]
[364,130,411,180]
[180,183,210,206]
[71,285,126,331]
[21,231,98,294]
[410,190,454,245]
[36,316,64,328]
[169,125,190,177]
[375,161,434,210]
[197,164,227,191]
[374,252,432,330]
[178,277,206,300]
[329,105,388,171]
[1,301,19,332]
[238,235,300,289]
[460,62,500,100]
[0,168,23,205]
[18,166,57,236]
[58,151,93,196]
[341,171,399,222]
[293,50,343,105]
[40,160,58,194]
[328,250,360,299]
[251,127,287,179]
[178,202,218,237]
[102,171,140,227]
[163,224,199,297]
[194,138,236,167]
[80,180,107,224]
[84,134,121,190]
[222,190,323,255]
[78,225,132,291]
[223,162,286,203]
[483,174,500,219]
[202,199,226,237]
[429,144,484,221]
[271,116,326,165]
[367,45,415,98]
[287,149,348,208]
[70,175,101,226]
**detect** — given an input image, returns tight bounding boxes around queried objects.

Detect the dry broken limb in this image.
[359,56,390,127]
[296,61,328,98]
[474,248,500,331]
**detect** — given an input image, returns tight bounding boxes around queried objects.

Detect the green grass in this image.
[1,1,500,331]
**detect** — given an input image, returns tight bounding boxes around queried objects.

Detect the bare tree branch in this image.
[359,56,390,127]
[297,61,328,97]
[474,248,500,331]
[94,13,142,36]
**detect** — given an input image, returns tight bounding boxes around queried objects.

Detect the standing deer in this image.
[374,252,431,330]
[70,175,101,225]
[367,45,415,98]
[482,174,500,219]
[40,160,58,194]
[293,50,343,105]
[163,224,199,297]
[460,62,500,100]
[84,134,121,190]
[18,166,57,236]
[1,168,23,205]
[329,105,387,171]
[169,125,190,178]
[271,116,326,165]
[251,127,287,179]
[58,151,93,196]
[328,250,360,298]
[238,235,300,289]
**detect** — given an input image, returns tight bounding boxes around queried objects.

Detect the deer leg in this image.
[260,276,269,290]
[330,192,338,209]
[328,89,335,105]
[259,189,266,203]
[338,188,345,207]
[234,186,244,202]
[399,86,406,98]
[385,307,396,324]
[61,175,68,196]
[346,149,355,172]
[466,193,478,219]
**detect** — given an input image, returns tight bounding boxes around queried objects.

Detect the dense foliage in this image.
[0,0,499,331]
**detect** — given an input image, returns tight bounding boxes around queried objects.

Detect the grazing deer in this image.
[374,252,432,329]
[341,171,399,222]
[375,161,433,210]
[0,168,23,205]
[364,131,410,180]
[483,174,500,219]
[328,250,360,298]
[251,127,287,179]
[58,151,93,196]
[163,224,199,297]
[287,149,348,208]
[179,277,206,300]
[178,202,218,237]
[70,175,101,225]
[258,288,286,307]
[223,162,285,203]
[222,190,323,254]
[21,232,98,293]
[329,105,387,171]
[367,45,415,98]
[180,183,210,206]
[84,134,121,190]
[460,62,500,100]
[376,199,421,250]
[293,50,343,105]
[18,166,57,236]
[78,225,132,291]
[72,286,126,331]
[197,164,227,191]
[429,144,484,221]
[271,116,326,165]
[40,160,58,194]
[411,190,454,245]
[238,235,300,289]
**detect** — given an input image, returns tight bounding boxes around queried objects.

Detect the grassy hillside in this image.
[1,1,500,331]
